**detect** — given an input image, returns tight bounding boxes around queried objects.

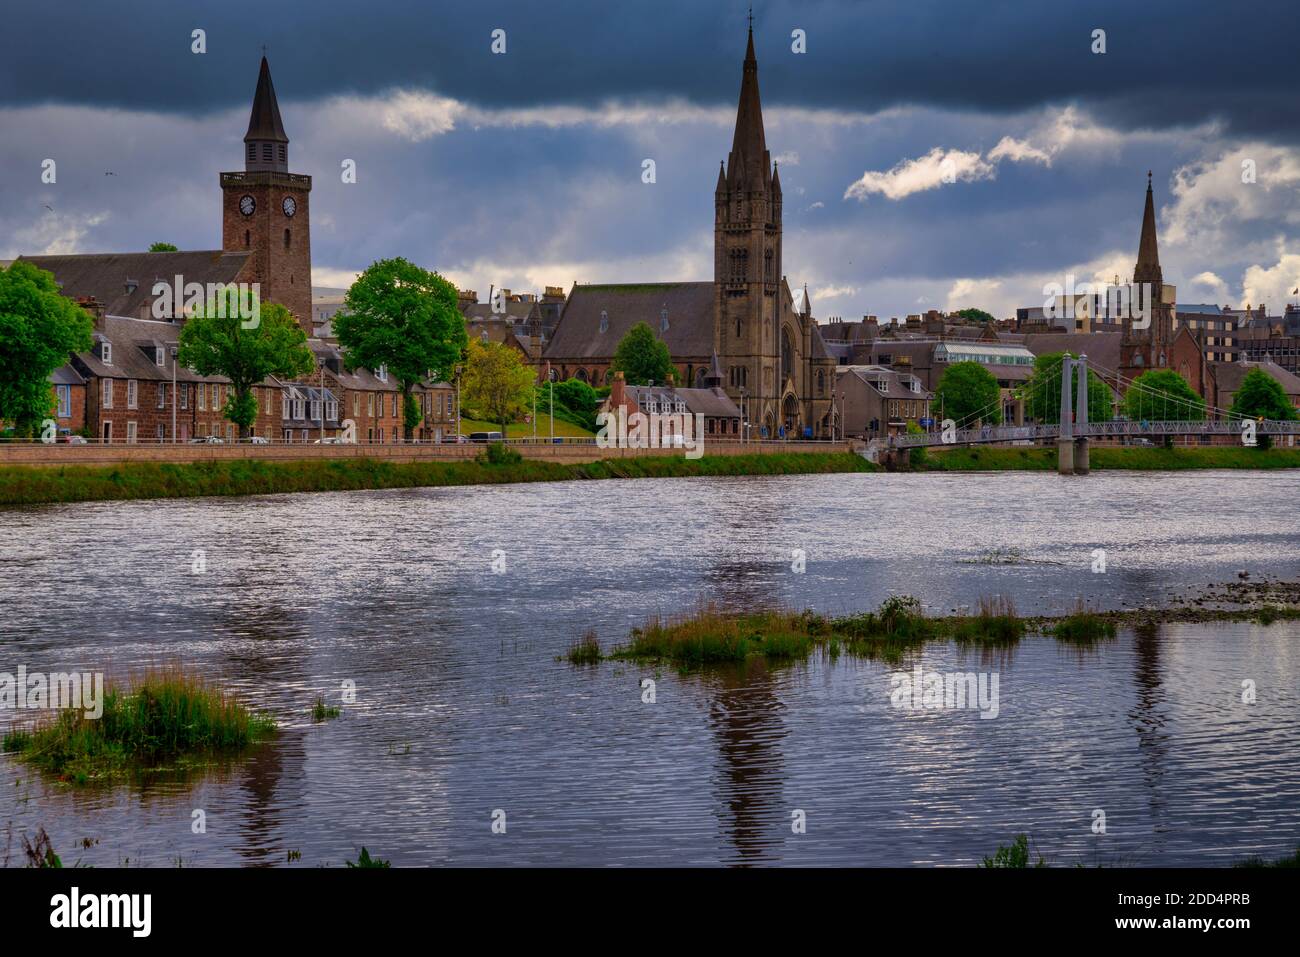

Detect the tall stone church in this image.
[544,26,836,437]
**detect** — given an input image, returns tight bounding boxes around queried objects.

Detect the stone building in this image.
[543,26,838,439]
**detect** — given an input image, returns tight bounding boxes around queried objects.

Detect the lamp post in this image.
[740,386,747,444]
[170,347,178,444]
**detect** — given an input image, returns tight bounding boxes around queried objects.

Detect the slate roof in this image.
[1015,331,1123,373]
[19,250,251,319]
[1211,358,1300,397]
[545,282,715,361]
[619,385,741,419]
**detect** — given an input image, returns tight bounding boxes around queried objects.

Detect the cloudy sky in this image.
[4,0,1300,321]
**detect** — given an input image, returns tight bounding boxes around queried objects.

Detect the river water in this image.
[1,470,1297,866]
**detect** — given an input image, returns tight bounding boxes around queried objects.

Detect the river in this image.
[1,469,1297,866]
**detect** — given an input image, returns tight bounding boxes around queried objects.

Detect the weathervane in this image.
[748,5,753,29]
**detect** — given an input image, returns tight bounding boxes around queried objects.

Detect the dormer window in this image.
[376,365,388,382]
[660,306,669,333]
[101,341,112,365]
[155,347,165,367]
[599,311,609,333]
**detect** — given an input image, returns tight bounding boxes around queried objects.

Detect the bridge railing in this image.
[892,418,1300,448]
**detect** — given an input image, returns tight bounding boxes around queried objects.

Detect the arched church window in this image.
[765,249,773,281]
[284,228,291,249]
[599,310,609,333]
[781,329,793,383]
[735,318,742,338]
[660,306,669,333]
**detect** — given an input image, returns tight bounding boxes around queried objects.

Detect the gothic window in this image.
[599,310,609,333]
[729,249,748,283]
[278,145,287,163]
[244,230,250,248]
[284,228,291,249]
[781,329,793,383]
[816,369,825,395]
[735,318,742,339]
[765,249,774,281]
[660,306,669,333]
[262,143,273,163]
[246,143,256,164]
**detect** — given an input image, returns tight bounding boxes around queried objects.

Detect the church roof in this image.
[245,56,288,143]
[18,250,252,318]
[1210,358,1300,397]
[544,282,715,361]
[1016,330,1123,375]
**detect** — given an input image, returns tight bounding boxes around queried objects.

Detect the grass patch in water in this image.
[565,630,603,665]
[1048,604,1118,645]
[2,667,275,784]
[311,697,341,722]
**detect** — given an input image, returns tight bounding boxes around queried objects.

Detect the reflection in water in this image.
[1,471,1299,866]
[705,661,787,866]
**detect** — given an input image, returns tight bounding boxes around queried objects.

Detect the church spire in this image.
[1134,170,1162,286]
[244,56,289,173]
[727,22,770,190]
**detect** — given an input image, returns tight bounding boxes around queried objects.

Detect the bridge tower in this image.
[1057,355,1091,475]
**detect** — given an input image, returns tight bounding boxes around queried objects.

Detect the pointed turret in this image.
[726,25,770,191]
[715,161,727,196]
[772,162,782,198]
[705,351,725,389]
[1134,170,1162,286]
[244,56,289,173]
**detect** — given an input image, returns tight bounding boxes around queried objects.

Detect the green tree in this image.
[954,307,997,325]
[1121,369,1205,421]
[333,258,468,441]
[1021,352,1111,425]
[611,322,673,385]
[462,338,535,437]
[177,296,314,439]
[1231,367,1297,449]
[0,261,94,437]
[148,242,179,252]
[934,361,1002,426]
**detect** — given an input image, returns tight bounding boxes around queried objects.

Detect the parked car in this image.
[1131,437,1154,447]
[243,436,270,445]
[189,436,225,444]
[59,434,88,445]
[314,437,344,445]
[440,434,468,444]
[468,431,504,443]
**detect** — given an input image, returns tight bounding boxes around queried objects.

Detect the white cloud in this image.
[1187,270,1230,301]
[1240,245,1300,311]
[844,147,995,201]
[774,151,800,166]
[988,135,1051,166]
[813,283,857,299]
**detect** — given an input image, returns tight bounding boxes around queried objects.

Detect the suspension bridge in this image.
[888,354,1300,474]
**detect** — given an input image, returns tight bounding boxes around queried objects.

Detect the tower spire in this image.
[244,56,288,172]
[1135,170,1161,286]
[727,20,769,190]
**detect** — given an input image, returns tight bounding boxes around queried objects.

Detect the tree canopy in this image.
[1021,352,1111,424]
[953,307,997,325]
[0,261,94,436]
[148,242,179,252]
[1121,369,1206,421]
[1230,367,1297,421]
[934,361,1002,425]
[177,297,314,438]
[611,322,673,385]
[461,339,535,436]
[333,258,468,439]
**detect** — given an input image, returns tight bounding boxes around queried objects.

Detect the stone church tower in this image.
[221,57,314,331]
[713,26,834,438]
[1121,172,1176,382]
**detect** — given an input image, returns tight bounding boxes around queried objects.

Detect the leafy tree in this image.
[0,261,94,437]
[954,307,997,325]
[934,361,1002,426]
[1021,352,1111,425]
[177,297,314,439]
[611,322,673,385]
[1231,367,1297,449]
[1121,369,1205,421]
[462,339,534,437]
[148,242,179,252]
[333,258,468,441]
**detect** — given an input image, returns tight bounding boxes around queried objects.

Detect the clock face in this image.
[282,196,297,218]
[239,194,255,216]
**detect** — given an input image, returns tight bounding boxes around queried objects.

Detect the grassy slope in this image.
[923,445,1300,471]
[0,452,874,506]
[457,414,594,438]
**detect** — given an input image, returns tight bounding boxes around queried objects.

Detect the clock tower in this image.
[221,56,313,332]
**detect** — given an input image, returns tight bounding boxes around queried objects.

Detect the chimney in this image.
[610,370,629,412]
[76,295,105,329]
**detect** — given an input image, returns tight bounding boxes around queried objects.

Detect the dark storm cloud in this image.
[2,0,1298,140]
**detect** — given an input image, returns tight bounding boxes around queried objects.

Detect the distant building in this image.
[835,364,933,439]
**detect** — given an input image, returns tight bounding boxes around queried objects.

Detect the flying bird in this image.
[42,204,53,211]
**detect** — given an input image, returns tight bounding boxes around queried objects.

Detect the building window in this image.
[284,228,291,249]
[352,393,360,417]
[244,229,250,248]
[101,341,112,365]
[262,143,273,163]
[56,385,71,417]
[126,421,137,444]
[156,423,165,442]
[180,384,188,409]
[326,399,338,421]
[599,311,609,333]
[126,379,138,409]
[157,383,166,409]
[367,393,375,417]
[198,384,206,410]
